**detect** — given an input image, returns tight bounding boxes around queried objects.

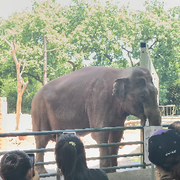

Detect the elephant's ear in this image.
[112,77,129,101]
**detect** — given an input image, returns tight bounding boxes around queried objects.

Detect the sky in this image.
[0,0,180,19]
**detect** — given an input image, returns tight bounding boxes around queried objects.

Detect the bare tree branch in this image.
[122,47,134,67]
[23,73,43,84]
[20,59,26,76]
[67,61,78,71]
[4,39,12,47]
[47,65,57,72]
[149,38,159,49]
[47,47,62,52]
[104,53,113,62]
[25,89,33,100]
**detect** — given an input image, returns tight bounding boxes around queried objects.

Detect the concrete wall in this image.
[0,97,7,150]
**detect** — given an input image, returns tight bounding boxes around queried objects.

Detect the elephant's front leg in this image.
[91,131,112,172]
[108,130,124,171]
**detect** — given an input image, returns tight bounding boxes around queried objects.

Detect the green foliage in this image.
[126,115,139,120]
[166,82,180,114]
[0,78,17,113]
[0,0,180,113]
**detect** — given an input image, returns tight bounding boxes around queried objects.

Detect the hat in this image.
[148,129,180,167]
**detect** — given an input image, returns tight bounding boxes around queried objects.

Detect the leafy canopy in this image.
[0,0,180,113]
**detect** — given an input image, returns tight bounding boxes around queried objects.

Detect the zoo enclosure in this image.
[0,124,170,179]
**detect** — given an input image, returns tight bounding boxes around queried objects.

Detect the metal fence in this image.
[159,105,177,116]
[0,124,170,179]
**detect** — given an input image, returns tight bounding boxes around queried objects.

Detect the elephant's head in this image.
[112,69,161,126]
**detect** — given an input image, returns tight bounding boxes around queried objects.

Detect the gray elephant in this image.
[31,66,161,174]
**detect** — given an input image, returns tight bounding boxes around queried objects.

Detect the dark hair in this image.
[161,154,180,179]
[0,150,32,180]
[55,134,87,180]
[167,121,180,179]
[168,121,180,135]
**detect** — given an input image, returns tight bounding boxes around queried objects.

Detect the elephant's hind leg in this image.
[34,134,50,174]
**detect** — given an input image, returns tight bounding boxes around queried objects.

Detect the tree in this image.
[166,82,180,114]
[5,40,28,130]
[0,1,75,114]
[0,0,180,114]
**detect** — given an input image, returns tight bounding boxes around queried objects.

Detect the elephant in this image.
[31,66,161,174]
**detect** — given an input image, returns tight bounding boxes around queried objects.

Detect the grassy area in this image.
[126,115,139,120]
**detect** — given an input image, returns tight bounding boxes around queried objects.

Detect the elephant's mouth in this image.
[133,102,145,116]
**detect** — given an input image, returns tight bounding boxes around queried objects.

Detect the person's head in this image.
[148,129,180,179]
[0,150,33,180]
[55,133,87,179]
[168,121,180,135]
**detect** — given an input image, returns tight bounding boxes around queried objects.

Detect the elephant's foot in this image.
[104,168,116,173]
[100,159,116,173]
[35,165,48,175]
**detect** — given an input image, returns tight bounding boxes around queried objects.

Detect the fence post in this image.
[0,97,7,150]
[141,128,145,169]
[140,42,159,104]
[56,133,61,180]
[151,164,156,180]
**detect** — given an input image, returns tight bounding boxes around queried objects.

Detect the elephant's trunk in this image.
[144,104,161,126]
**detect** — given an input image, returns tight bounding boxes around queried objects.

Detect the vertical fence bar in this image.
[56,133,61,180]
[151,164,156,180]
[141,127,146,169]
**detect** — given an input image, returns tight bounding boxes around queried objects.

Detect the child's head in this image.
[168,121,180,135]
[148,129,180,174]
[55,133,87,179]
[0,151,33,180]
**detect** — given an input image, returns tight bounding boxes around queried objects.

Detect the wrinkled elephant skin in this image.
[31,66,161,174]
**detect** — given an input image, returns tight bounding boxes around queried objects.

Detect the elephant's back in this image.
[32,66,149,101]
[49,66,121,84]
[32,66,144,103]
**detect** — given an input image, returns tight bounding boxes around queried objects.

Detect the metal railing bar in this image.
[35,161,56,166]
[87,153,143,160]
[0,126,143,137]
[35,153,144,166]
[35,152,143,166]
[0,148,54,155]
[100,163,145,170]
[85,141,143,148]
[162,124,170,128]
[39,172,57,178]
[0,140,143,155]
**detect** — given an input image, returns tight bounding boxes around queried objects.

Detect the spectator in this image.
[55,133,109,180]
[148,129,180,180]
[168,121,180,135]
[0,150,39,180]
